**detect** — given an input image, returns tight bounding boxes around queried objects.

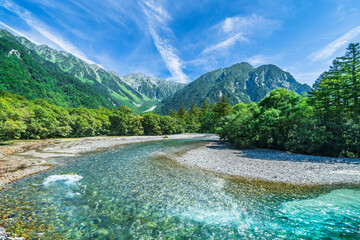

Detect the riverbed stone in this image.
[0,228,6,240]
[174,142,360,185]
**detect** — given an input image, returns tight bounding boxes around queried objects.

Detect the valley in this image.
[0,1,360,238]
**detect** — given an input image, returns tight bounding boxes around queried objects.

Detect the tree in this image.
[188,102,199,117]
[186,102,201,132]
[142,113,162,135]
[177,103,188,119]
[200,100,210,115]
[213,95,232,121]
[338,43,360,120]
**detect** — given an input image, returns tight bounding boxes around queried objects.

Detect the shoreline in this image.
[171,141,360,186]
[0,134,216,190]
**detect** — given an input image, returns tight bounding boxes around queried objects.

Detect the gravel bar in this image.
[174,141,360,185]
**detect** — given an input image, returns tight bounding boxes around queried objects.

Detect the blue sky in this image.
[1,0,360,85]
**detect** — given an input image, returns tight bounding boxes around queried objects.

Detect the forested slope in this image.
[0,37,114,108]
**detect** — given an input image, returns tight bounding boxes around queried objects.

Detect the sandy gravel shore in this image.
[174,141,360,185]
[0,134,213,190]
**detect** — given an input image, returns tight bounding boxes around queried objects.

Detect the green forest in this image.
[1,43,360,158]
[0,87,233,141]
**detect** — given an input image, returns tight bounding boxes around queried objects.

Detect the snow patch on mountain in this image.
[143,105,156,113]
[7,49,21,59]
[133,102,142,107]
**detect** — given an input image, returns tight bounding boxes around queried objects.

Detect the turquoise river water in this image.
[0,139,359,239]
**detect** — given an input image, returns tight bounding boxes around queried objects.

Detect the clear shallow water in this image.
[0,139,359,239]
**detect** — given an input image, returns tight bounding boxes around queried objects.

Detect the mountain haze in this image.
[160,62,311,113]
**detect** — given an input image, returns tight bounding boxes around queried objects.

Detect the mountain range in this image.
[0,29,311,114]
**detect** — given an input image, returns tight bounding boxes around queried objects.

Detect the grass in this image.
[0,140,14,146]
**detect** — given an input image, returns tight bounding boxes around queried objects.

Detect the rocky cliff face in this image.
[121,73,185,100]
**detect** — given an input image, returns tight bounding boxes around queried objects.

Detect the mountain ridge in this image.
[0,36,115,108]
[160,62,311,113]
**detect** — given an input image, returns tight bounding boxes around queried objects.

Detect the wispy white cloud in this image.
[141,0,189,83]
[203,33,247,54]
[245,54,278,66]
[0,20,40,44]
[222,14,268,34]
[0,0,96,64]
[310,25,360,61]
[203,14,279,54]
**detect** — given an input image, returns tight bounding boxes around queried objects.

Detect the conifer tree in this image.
[339,43,360,120]
[177,103,188,119]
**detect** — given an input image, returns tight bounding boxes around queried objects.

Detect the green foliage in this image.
[0,92,183,140]
[142,113,162,135]
[177,103,188,119]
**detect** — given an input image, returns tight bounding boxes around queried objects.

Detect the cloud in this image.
[0,21,40,44]
[203,33,247,54]
[203,14,279,54]
[310,25,360,61]
[0,0,96,64]
[245,54,278,66]
[141,0,189,83]
[222,14,268,34]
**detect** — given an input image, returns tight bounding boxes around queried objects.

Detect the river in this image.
[0,138,359,239]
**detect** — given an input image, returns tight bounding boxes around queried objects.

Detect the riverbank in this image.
[173,141,360,185]
[2,135,359,190]
[0,134,216,190]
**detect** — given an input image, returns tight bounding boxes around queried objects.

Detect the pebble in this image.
[0,228,5,240]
